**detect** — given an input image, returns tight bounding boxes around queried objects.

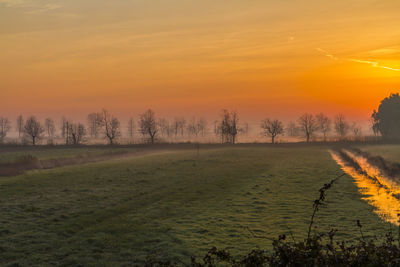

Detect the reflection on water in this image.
[331,151,400,225]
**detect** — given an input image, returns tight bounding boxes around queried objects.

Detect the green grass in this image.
[0,145,392,265]
[356,144,400,162]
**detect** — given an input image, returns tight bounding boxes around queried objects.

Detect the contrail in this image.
[348,58,400,72]
[316,48,400,72]
[315,48,339,60]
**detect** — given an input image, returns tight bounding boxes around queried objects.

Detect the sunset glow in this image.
[1,0,399,121]
[2,2,400,261]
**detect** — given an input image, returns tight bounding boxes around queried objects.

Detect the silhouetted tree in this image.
[219,109,239,144]
[139,109,158,144]
[87,113,103,138]
[261,119,284,144]
[127,117,135,138]
[44,118,56,140]
[101,109,121,145]
[197,118,207,136]
[187,117,198,137]
[16,115,24,138]
[158,118,171,138]
[231,111,239,144]
[173,118,186,137]
[371,93,400,138]
[187,117,207,137]
[24,116,44,145]
[69,123,86,145]
[0,117,11,144]
[370,114,380,137]
[61,119,85,145]
[298,113,317,142]
[334,114,349,139]
[60,117,70,141]
[351,122,362,140]
[316,113,331,142]
[61,118,72,144]
[286,121,299,137]
[213,120,220,138]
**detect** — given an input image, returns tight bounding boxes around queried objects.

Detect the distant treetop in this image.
[372,92,400,138]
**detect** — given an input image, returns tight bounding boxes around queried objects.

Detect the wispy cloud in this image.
[0,0,62,13]
[316,48,400,72]
[316,48,339,60]
[347,59,400,72]
[366,48,400,55]
[25,3,62,14]
[0,0,29,8]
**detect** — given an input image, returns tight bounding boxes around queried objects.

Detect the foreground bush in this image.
[144,232,400,266]
[144,174,400,266]
[188,231,400,266]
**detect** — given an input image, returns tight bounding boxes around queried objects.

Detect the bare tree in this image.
[69,123,86,145]
[101,109,121,145]
[16,115,24,138]
[0,117,11,144]
[261,118,284,144]
[127,117,135,138]
[87,113,103,138]
[61,119,85,145]
[24,116,44,145]
[187,117,207,137]
[351,122,362,140]
[334,114,349,139]
[61,118,72,144]
[139,109,158,144]
[370,110,380,137]
[286,121,299,137]
[213,120,220,138]
[316,113,331,142]
[231,111,239,144]
[187,117,199,137]
[220,110,230,143]
[197,118,207,137]
[45,118,56,140]
[298,113,318,142]
[173,117,186,137]
[60,117,70,140]
[158,118,172,138]
[219,109,239,144]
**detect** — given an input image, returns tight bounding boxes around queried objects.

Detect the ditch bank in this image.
[331,147,400,225]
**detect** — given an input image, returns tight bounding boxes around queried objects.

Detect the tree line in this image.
[0,109,366,146]
[276,113,363,144]
[0,109,211,145]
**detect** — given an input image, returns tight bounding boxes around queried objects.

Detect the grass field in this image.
[356,144,400,162]
[0,144,393,265]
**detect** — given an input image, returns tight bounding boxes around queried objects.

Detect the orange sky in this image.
[0,0,399,122]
